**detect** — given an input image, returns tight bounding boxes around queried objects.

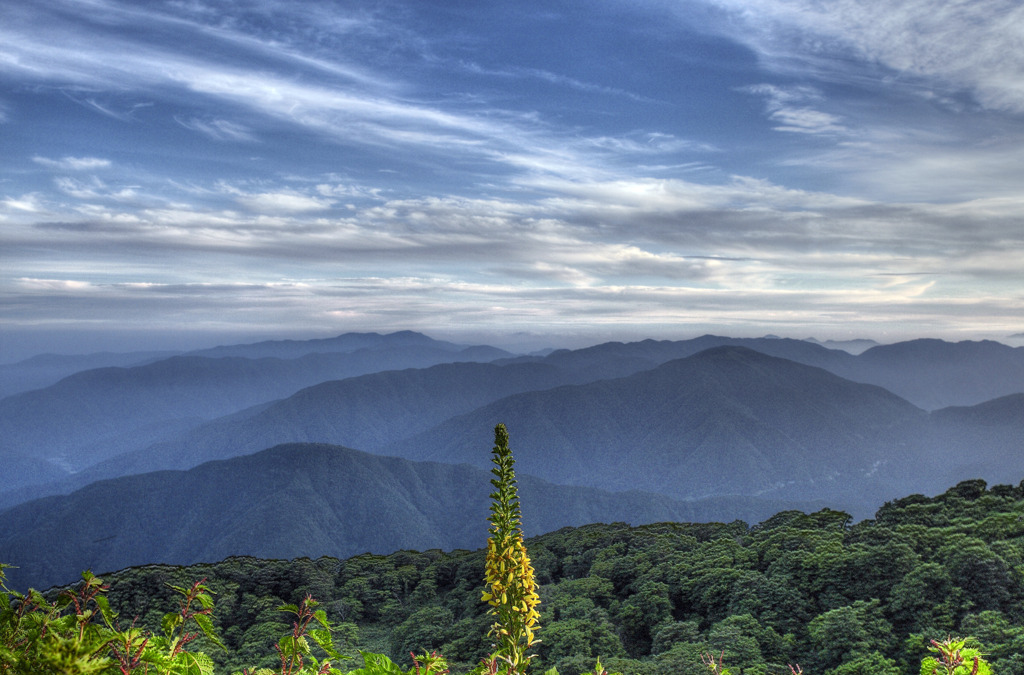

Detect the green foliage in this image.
[3,452,1024,675]
[341,650,450,675]
[920,637,992,675]
[237,596,349,675]
[826,650,901,675]
[0,567,226,675]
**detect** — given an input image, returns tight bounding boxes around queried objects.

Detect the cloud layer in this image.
[1,0,1022,356]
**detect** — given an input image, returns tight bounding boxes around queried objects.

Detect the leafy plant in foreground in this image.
[700,636,994,675]
[0,566,114,675]
[0,565,223,675]
[481,424,541,674]
[920,637,991,675]
[238,595,348,675]
[700,651,731,675]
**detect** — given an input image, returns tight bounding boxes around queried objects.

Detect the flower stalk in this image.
[481,424,541,674]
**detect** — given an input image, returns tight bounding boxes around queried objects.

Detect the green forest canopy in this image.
[15,477,1019,675]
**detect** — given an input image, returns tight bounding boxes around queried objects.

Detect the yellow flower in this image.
[482,424,541,673]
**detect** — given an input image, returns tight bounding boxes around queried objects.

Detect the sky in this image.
[2,0,1024,359]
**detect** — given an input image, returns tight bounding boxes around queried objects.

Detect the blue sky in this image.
[2,0,1023,358]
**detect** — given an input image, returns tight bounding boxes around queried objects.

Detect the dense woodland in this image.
[13,478,1021,675]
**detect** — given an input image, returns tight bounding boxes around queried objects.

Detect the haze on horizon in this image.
[2,0,1023,361]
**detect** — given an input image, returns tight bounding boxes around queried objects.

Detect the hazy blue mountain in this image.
[4,340,841,505]
[0,335,512,490]
[183,330,502,360]
[923,393,1024,489]
[0,442,825,592]
[524,335,1023,409]
[803,337,879,354]
[99,361,586,472]
[516,335,850,382]
[827,339,1024,410]
[0,360,599,508]
[0,350,178,398]
[386,347,1003,510]
[0,340,849,506]
[3,333,1020,512]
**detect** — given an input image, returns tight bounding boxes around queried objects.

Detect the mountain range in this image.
[0,332,511,489]
[1,330,1022,591]
[0,442,825,591]
[392,347,1024,506]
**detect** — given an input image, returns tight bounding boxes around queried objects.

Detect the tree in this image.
[805,600,892,672]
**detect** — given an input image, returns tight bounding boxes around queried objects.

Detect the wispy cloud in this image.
[2,193,44,213]
[53,176,139,202]
[57,90,155,121]
[461,61,658,103]
[2,0,1022,346]
[0,1,701,190]
[708,0,1024,113]
[744,84,847,135]
[33,156,112,171]
[6,171,1021,294]
[175,116,257,142]
[234,191,333,214]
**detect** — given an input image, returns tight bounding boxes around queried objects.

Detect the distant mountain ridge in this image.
[0,442,826,592]
[835,338,1024,410]
[504,335,1024,409]
[0,332,513,489]
[0,350,179,398]
[2,332,1022,514]
[183,330,490,360]
[803,337,878,354]
[391,346,939,507]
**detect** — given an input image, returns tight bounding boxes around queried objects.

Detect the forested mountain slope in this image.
[397,347,1024,509]
[0,442,823,592]
[393,348,932,505]
[28,478,1022,675]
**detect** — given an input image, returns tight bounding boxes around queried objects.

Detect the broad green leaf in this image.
[353,650,406,675]
[162,611,183,636]
[192,612,226,650]
[196,592,216,611]
[94,594,114,626]
[309,628,348,661]
[170,650,216,675]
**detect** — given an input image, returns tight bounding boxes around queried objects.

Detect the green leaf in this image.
[170,650,216,675]
[192,612,226,651]
[94,594,115,626]
[195,592,215,611]
[279,634,312,658]
[309,628,348,661]
[167,583,190,596]
[353,651,406,675]
[162,611,183,637]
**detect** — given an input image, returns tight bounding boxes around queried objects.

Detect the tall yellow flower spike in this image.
[482,424,540,674]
